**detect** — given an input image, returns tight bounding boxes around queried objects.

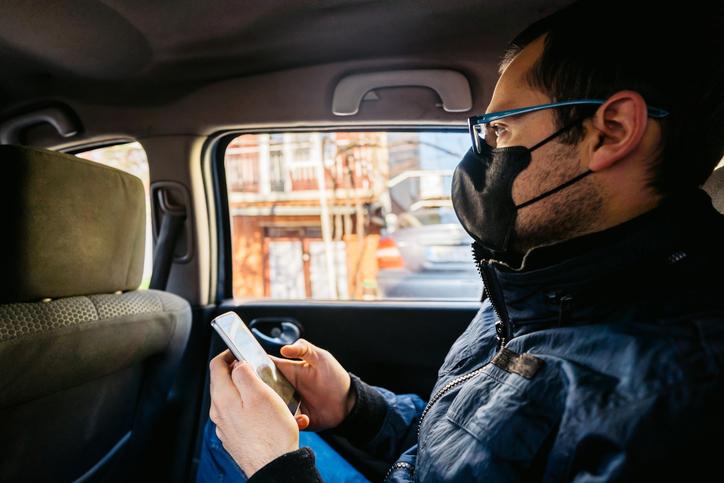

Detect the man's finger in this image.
[269,354,304,366]
[280,339,319,363]
[295,414,310,430]
[209,350,242,406]
[269,354,303,366]
[221,349,236,364]
[209,403,219,424]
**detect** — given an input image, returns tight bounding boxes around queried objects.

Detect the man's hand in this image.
[270,339,355,431]
[209,350,310,476]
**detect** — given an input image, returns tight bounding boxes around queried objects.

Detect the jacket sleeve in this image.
[328,373,427,463]
[246,447,323,483]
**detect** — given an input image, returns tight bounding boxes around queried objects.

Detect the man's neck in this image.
[507,196,670,271]
[509,192,664,269]
[598,190,663,236]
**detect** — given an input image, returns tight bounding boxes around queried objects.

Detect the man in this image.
[203,0,724,481]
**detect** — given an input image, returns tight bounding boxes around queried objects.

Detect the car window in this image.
[224,131,483,301]
[76,142,153,288]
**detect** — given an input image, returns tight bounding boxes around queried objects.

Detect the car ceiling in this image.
[0,0,573,110]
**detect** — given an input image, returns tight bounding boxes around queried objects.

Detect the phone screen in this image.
[211,312,300,414]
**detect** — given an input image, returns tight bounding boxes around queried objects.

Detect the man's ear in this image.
[587,90,649,172]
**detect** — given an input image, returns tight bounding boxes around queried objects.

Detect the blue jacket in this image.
[248,189,724,482]
[360,189,724,482]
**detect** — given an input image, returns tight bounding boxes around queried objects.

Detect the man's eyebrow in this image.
[485,101,517,115]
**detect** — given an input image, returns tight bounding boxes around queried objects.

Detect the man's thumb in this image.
[280,338,317,361]
[230,360,262,391]
[268,355,300,385]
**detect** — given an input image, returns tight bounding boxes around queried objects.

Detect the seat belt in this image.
[150,211,186,290]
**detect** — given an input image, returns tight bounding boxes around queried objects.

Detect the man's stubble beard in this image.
[512,142,603,254]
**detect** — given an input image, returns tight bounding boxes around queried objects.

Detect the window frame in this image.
[209,125,469,304]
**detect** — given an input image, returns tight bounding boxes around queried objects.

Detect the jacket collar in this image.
[474,189,724,341]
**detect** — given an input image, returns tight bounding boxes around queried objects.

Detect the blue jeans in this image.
[196,420,370,482]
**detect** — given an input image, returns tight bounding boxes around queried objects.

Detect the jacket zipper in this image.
[408,244,509,436]
[472,243,510,349]
[416,365,487,439]
[390,364,486,481]
[386,244,508,480]
[385,461,415,481]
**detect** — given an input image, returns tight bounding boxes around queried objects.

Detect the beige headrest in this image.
[1,145,145,303]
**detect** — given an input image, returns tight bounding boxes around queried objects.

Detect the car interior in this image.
[1,1,722,482]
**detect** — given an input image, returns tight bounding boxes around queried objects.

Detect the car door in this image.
[191,128,484,480]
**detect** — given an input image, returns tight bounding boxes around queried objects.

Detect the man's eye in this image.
[491,124,508,137]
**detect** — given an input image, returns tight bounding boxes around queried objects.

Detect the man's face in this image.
[486,35,603,253]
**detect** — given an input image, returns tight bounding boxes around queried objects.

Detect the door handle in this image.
[249,318,302,357]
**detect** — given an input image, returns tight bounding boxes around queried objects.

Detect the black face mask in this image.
[451,118,593,260]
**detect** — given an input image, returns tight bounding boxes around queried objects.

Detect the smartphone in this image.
[211,311,301,414]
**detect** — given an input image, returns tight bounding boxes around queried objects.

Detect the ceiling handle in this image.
[0,106,80,144]
[332,69,472,116]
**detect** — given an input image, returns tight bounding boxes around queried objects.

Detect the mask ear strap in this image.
[529,115,587,152]
[516,115,593,209]
[515,169,593,209]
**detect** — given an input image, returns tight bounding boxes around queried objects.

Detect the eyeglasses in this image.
[468,99,670,154]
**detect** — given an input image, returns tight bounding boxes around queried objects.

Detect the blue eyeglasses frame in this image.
[468,99,670,154]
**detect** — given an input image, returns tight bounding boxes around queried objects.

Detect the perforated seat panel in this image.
[0,290,188,343]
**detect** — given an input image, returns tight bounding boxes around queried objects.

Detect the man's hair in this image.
[502,0,724,195]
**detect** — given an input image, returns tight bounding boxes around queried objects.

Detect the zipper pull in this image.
[558,294,573,326]
[495,320,507,349]
[475,247,512,349]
